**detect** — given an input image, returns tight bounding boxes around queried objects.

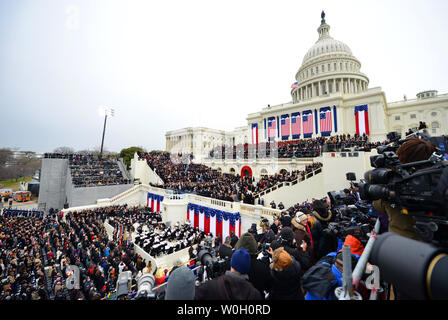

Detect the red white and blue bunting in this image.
[355,105,370,136]
[147,192,164,212]
[187,203,241,243]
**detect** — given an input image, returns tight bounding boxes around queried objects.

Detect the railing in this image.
[254,167,323,199]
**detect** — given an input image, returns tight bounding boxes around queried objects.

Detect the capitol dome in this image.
[291,12,369,103]
[302,37,353,65]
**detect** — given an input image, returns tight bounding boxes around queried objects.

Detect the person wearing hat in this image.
[311,199,333,227]
[195,248,262,300]
[291,212,315,266]
[165,266,196,300]
[271,226,312,275]
[291,212,312,252]
[233,232,273,297]
[268,247,304,300]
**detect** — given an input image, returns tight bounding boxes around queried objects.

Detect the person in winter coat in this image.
[268,247,304,300]
[233,232,273,296]
[271,226,311,275]
[194,248,262,300]
[311,199,333,227]
[306,213,325,261]
[257,222,275,245]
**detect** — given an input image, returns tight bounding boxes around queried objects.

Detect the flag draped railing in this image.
[187,203,241,243]
[147,192,164,212]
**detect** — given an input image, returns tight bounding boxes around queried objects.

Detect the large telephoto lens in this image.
[364,168,390,184]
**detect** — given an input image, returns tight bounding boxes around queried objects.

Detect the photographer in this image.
[372,138,436,240]
[194,248,262,300]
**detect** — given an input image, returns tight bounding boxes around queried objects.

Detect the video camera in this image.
[325,173,377,248]
[196,245,228,281]
[358,130,448,246]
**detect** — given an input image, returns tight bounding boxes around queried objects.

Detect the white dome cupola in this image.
[291,11,369,103]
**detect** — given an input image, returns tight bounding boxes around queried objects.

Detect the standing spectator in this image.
[307,213,325,261]
[194,248,262,300]
[219,236,234,261]
[270,218,280,235]
[311,199,333,227]
[258,222,275,245]
[234,233,272,297]
[229,231,239,248]
[165,266,196,300]
[218,236,234,271]
[279,211,292,228]
[268,247,304,300]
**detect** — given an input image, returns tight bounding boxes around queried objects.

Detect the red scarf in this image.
[306,222,314,250]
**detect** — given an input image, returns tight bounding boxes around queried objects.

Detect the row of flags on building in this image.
[252,105,369,144]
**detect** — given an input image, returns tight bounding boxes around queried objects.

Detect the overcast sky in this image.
[1,0,447,153]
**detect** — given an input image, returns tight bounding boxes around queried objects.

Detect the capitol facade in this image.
[165,12,448,162]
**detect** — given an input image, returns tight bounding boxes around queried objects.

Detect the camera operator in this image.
[372,138,436,240]
[194,248,262,300]
[234,232,273,297]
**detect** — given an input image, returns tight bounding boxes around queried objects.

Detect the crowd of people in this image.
[1,208,44,219]
[106,206,205,257]
[169,192,377,300]
[138,151,323,205]
[0,204,177,300]
[43,153,131,188]
[139,151,253,202]
[0,135,434,300]
[208,133,386,160]
[253,162,323,195]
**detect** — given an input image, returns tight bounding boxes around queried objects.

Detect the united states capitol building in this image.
[165,12,448,164]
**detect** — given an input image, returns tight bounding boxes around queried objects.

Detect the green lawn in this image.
[0,176,33,191]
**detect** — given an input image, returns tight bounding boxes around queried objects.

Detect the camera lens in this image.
[364,168,390,184]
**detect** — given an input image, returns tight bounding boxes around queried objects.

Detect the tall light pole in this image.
[99,107,114,159]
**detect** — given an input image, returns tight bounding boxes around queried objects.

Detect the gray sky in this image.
[1,0,447,153]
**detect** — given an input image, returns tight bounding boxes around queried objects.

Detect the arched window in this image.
[260,168,268,177]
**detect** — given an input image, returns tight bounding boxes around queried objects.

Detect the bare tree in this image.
[53,146,75,154]
[0,148,13,166]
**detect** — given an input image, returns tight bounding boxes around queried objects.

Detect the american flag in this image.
[302,111,313,137]
[251,123,258,144]
[268,118,276,140]
[291,81,298,89]
[319,108,332,134]
[291,113,301,138]
[281,115,290,139]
